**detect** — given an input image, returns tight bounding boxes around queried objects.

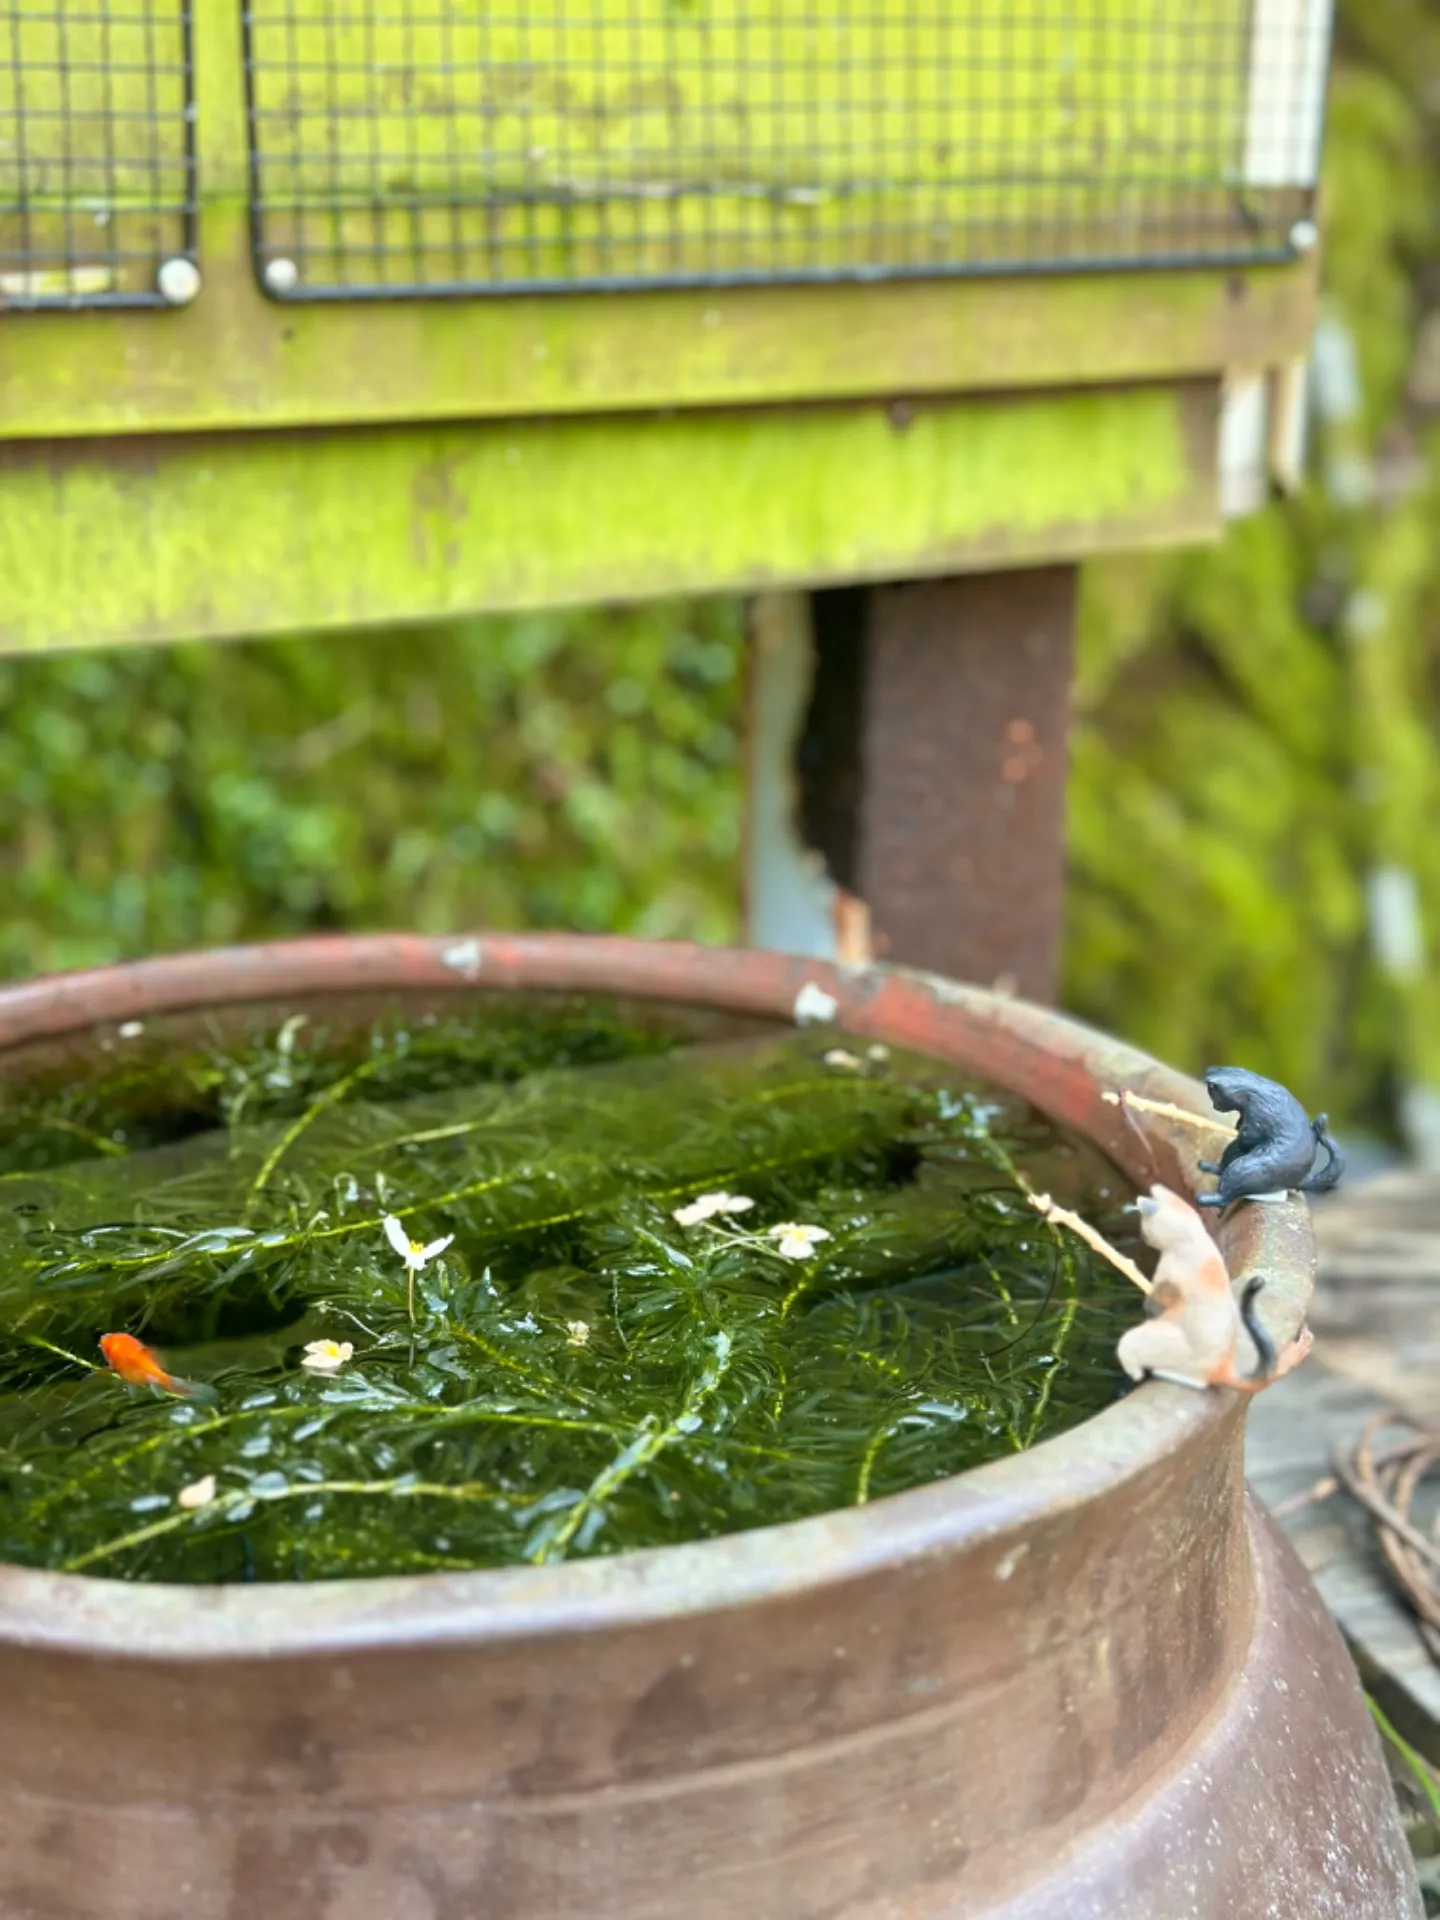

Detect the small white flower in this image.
[177,1473,217,1510]
[794,982,838,1026]
[118,1020,145,1039]
[383,1216,455,1272]
[867,1044,891,1063]
[672,1191,756,1228]
[301,1338,354,1375]
[566,1320,590,1347]
[823,1049,863,1071]
[768,1222,832,1261]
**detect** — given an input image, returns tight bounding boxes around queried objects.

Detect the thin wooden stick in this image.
[1271,1474,1339,1520]
[1102,1089,1237,1139]
[1335,1416,1440,1580]
[1024,1189,1152,1295]
[1332,1409,1440,1657]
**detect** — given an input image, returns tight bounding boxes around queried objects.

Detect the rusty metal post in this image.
[854,568,1077,999]
[748,567,1076,1001]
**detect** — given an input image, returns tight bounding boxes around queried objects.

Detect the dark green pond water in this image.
[0,999,1140,1582]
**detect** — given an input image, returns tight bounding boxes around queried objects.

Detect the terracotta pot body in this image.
[0,936,1418,1920]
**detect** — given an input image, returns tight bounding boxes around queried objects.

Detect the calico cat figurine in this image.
[1117,1186,1312,1393]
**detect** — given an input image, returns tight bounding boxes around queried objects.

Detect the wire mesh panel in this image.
[244,0,1332,302]
[0,0,195,309]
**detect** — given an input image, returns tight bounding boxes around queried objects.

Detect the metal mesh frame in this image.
[243,1,1331,303]
[0,0,196,311]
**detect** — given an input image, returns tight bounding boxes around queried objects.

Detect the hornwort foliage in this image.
[0,1002,1138,1581]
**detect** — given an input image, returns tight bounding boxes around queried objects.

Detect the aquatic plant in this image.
[0,1007,1136,1582]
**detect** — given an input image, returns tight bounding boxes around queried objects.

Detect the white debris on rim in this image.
[440,938,484,979]
[793,981,839,1026]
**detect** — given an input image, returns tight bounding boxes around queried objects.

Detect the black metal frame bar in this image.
[241,0,1328,304]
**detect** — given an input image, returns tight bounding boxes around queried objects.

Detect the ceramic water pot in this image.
[0,936,1418,1919]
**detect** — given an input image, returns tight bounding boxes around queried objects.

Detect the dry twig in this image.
[1271,1474,1339,1520]
[1023,1189,1152,1295]
[1335,1414,1440,1662]
[1102,1089,1237,1140]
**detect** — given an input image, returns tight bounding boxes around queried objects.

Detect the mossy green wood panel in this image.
[242,0,1293,295]
[0,380,1215,654]
[0,0,1321,437]
[0,236,1317,439]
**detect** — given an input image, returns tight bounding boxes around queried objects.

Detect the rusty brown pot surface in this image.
[0,935,1419,1920]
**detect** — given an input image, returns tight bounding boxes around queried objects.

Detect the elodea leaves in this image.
[0,1004,1139,1581]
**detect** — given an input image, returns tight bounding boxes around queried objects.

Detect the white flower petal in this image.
[768,1222,831,1260]
[382,1215,411,1260]
[824,1049,862,1070]
[301,1339,354,1375]
[672,1191,755,1227]
[177,1473,216,1510]
[420,1234,455,1264]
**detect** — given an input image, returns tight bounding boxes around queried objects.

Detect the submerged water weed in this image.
[0,1006,1140,1582]
[0,999,680,1176]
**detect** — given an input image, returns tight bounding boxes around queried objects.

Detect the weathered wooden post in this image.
[1,1,1332,994]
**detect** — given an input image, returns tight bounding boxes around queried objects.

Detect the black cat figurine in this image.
[1196,1067,1344,1209]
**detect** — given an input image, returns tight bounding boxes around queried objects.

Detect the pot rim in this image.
[0,933,1314,1659]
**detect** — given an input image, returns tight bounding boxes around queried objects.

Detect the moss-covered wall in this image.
[1,1,1432,1133]
[1065,0,1440,1132]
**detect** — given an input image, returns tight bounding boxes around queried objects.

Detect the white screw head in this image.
[263,256,299,293]
[1289,219,1319,255]
[156,255,201,305]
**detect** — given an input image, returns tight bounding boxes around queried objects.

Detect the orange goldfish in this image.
[99,1333,217,1405]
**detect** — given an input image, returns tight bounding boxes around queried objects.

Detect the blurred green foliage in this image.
[0,600,744,976]
[4,0,1438,1135]
[1065,0,1440,1130]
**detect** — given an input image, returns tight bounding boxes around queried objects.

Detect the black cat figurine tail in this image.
[1196,1067,1345,1209]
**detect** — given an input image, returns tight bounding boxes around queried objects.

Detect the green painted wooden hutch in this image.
[0,0,1334,994]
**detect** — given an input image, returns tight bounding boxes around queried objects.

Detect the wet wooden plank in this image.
[1246,1173,1440,1763]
